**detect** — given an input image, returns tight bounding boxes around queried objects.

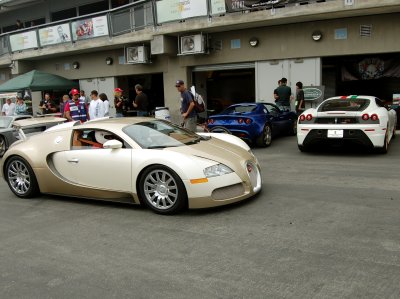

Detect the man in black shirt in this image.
[39,93,57,114]
[132,84,149,116]
[274,77,292,111]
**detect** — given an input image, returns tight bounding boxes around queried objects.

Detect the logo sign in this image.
[303,86,325,102]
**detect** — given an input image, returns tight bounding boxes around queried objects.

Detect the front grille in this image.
[212,183,245,200]
[315,117,359,124]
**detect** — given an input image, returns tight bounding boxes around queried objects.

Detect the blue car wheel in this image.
[256,124,272,147]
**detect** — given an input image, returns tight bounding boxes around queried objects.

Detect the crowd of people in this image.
[1,85,150,122]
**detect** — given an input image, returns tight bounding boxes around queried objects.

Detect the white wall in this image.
[256,57,321,108]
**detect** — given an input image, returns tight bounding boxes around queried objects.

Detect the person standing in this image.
[64,89,89,122]
[176,79,196,132]
[14,96,27,115]
[88,90,105,120]
[39,93,57,114]
[99,93,110,116]
[80,90,90,105]
[59,94,70,117]
[273,79,281,101]
[295,81,305,115]
[132,84,149,116]
[274,77,292,111]
[114,87,128,117]
[2,98,16,116]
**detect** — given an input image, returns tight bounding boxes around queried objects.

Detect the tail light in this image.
[305,114,313,121]
[299,114,306,121]
[208,119,214,124]
[370,114,379,121]
[361,114,369,121]
[238,118,244,124]
[245,118,252,124]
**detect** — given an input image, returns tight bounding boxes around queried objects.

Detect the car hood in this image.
[166,136,255,172]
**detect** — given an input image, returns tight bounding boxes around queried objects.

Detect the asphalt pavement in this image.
[0,134,399,298]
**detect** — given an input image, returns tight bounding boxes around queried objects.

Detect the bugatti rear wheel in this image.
[5,156,39,198]
[0,135,7,157]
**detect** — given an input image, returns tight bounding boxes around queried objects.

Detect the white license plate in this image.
[327,129,343,138]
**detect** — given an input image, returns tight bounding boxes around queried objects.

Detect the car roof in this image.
[13,117,67,128]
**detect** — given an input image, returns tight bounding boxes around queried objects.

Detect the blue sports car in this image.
[206,103,298,147]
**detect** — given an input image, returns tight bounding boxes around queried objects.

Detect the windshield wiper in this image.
[147,144,180,149]
[185,137,201,145]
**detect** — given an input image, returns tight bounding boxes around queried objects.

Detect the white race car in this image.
[297,96,397,153]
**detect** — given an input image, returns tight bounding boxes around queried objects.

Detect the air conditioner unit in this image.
[179,34,206,55]
[126,46,149,64]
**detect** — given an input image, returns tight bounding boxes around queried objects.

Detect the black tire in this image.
[298,144,307,152]
[0,135,7,157]
[138,165,187,215]
[376,130,388,154]
[209,126,231,134]
[256,124,272,147]
[5,156,39,198]
[289,120,297,136]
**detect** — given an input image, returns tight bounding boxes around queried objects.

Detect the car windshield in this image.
[0,117,13,128]
[123,120,202,149]
[222,105,257,114]
[319,98,370,112]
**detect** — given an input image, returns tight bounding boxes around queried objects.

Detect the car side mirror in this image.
[103,139,122,149]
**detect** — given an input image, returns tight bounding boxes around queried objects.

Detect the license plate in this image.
[327,129,343,138]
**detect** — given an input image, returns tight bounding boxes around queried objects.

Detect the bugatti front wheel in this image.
[139,165,187,215]
[256,124,272,147]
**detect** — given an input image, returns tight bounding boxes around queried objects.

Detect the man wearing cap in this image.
[64,89,89,122]
[176,79,196,132]
[114,87,128,117]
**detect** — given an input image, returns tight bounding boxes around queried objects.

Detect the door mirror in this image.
[103,139,122,149]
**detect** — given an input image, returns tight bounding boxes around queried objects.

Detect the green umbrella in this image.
[0,70,78,92]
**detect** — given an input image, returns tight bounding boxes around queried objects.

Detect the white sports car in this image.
[1,118,262,214]
[297,96,397,153]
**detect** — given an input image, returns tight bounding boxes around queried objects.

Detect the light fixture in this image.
[312,31,323,41]
[249,37,259,47]
[106,57,113,65]
[72,61,80,69]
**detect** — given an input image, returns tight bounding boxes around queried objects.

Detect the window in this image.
[52,8,77,22]
[79,1,108,16]
[72,129,125,149]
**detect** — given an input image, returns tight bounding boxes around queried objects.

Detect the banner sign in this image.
[71,16,109,41]
[341,58,400,81]
[223,0,284,12]
[9,30,38,52]
[39,23,71,46]
[156,0,208,23]
[210,0,226,15]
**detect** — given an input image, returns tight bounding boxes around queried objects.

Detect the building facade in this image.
[0,0,399,121]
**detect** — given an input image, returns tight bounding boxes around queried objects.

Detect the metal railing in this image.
[0,0,336,56]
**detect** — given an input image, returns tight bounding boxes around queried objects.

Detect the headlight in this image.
[204,163,233,178]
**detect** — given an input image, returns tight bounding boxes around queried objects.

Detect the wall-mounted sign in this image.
[9,30,38,52]
[71,16,109,41]
[39,23,71,46]
[304,86,325,103]
[335,28,347,40]
[156,0,207,23]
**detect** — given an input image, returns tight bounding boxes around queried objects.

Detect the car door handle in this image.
[67,158,79,163]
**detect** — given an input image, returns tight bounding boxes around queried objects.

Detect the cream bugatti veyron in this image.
[1,118,262,214]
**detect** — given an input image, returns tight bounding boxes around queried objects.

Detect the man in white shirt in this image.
[2,98,16,116]
[88,90,105,120]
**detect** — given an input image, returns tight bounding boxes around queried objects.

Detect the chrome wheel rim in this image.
[264,126,272,145]
[143,170,178,210]
[7,160,31,195]
[0,137,5,156]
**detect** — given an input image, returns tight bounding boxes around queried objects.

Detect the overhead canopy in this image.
[0,70,78,92]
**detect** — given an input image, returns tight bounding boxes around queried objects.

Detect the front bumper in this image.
[186,162,262,209]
